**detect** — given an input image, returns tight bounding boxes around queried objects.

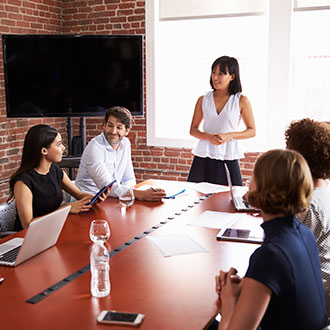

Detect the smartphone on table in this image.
[87,180,116,206]
[97,310,145,326]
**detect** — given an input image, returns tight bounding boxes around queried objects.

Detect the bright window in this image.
[290,9,330,121]
[146,0,330,152]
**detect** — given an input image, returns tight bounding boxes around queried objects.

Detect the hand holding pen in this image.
[152,187,186,199]
[144,187,166,201]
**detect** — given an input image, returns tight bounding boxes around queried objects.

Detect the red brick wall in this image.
[0,0,68,203]
[0,0,258,203]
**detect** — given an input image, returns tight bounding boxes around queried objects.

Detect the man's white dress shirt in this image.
[75,133,136,197]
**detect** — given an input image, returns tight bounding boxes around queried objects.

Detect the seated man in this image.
[75,106,165,201]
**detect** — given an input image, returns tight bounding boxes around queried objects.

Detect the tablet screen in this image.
[222,228,250,239]
[217,227,264,243]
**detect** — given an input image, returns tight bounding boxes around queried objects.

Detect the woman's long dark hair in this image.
[8,124,59,202]
[210,56,242,94]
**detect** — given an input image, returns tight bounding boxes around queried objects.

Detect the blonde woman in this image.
[216,149,326,330]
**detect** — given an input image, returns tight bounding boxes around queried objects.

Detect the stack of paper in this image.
[189,210,242,229]
[146,233,208,257]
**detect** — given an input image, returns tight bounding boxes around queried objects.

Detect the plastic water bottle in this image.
[90,243,110,298]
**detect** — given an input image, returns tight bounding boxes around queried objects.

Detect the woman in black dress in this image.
[8,124,108,230]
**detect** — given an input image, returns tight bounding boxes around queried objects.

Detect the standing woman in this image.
[8,124,106,231]
[188,56,256,185]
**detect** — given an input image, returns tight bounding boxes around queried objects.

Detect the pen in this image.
[163,189,186,199]
[151,187,159,192]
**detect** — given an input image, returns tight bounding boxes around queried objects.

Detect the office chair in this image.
[0,201,17,238]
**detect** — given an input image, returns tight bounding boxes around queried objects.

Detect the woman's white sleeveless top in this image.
[192,91,245,160]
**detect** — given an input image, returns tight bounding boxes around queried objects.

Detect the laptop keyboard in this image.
[0,246,21,263]
[234,196,251,209]
[242,198,250,208]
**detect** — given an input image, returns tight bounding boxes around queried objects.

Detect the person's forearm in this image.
[71,190,85,200]
[190,127,212,141]
[225,127,256,141]
[133,189,145,201]
[218,300,236,330]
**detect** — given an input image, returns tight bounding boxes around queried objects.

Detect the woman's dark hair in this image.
[8,124,59,202]
[210,56,242,94]
[285,118,330,179]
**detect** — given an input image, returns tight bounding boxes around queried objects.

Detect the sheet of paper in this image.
[193,182,229,194]
[146,233,208,257]
[231,214,264,233]
[136,184,152,191]
[189,211,241,229]
[232,185,248,197]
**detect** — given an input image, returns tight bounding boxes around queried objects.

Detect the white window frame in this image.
[146,0,328,151]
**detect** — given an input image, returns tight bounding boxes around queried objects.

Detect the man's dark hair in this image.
[105,106,133,129]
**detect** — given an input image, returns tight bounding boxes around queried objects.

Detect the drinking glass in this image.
[245,179,251,189]
[119,188,135,207]
[89,220,110,243]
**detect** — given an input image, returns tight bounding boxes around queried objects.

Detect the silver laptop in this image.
[0,205,71,267]
[224,164,259,212]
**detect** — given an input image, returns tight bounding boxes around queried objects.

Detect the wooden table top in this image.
[0,180,260,330]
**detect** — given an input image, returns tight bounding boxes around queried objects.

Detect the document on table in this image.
[189,211,242,229]
[232,185,249,197]
[146,233,208,257]
[192,182,230,194]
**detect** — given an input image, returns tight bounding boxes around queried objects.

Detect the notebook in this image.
[224,164,259,212]
[0,205,71,267]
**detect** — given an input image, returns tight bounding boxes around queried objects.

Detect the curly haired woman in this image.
[285,118,330,280]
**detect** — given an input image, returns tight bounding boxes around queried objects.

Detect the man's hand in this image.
[134,188,166,201]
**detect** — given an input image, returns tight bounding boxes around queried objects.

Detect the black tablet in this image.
[87,180,116,205]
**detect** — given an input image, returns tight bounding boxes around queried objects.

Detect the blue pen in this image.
[163,189,186,199]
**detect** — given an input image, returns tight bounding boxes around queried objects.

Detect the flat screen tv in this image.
[2,34,143,118]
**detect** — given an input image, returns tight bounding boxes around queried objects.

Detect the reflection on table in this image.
[0,180,260,330]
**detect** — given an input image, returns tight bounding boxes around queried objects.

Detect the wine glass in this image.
[245,178,251,189]
[89,220,110,243]
[119,188,135,207]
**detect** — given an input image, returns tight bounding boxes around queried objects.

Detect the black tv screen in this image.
[2,34,143,118]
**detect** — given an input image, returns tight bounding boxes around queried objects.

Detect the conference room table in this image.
[0,180,261,330]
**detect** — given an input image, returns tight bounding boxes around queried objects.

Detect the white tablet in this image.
[216,227,264,244]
